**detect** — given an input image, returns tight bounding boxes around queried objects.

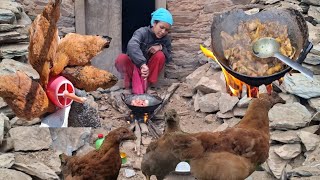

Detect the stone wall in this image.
[16,0,75,36]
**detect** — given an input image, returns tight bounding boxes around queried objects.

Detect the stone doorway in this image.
[122,0,155,53]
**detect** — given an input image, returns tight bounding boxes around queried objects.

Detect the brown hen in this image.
[170,92,285,180]
[0,71,55,120]
[60,127,136,180]
[141,109,182,180]
[61,65,118,92]
[28,0,61,88]
[51,33,112,76]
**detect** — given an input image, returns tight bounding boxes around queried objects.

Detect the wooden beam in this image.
[155,0,167,9]
[74,0,86,34]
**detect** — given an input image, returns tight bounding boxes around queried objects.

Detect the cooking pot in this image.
[211,8,313,87]
[121,93,163,113]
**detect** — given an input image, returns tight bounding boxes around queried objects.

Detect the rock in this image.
[0,137,13,152]
[198,92,220,113]
[213,122,229,132]
[232,107,246,117]
[297,131,320,151]
[178,83,194,98]
[0,43,29,59]
[278,93,300,104]
[270,130,300,144]
[50,128,91,155]
[307,22,320,45]
[274,144,301,160]
[13,162,59,180]
[309,6,320,24]
[269,103,312,130]
[0,59,39,79]
[0,113,6,145]
[308,97,320,111]
[195,75,224,94]
[237,95,252,108]
[304,54,320,66]
[0,9,15,24]
[204,114,217,124]
[301,0,320,6]
[288,166,320,177]
[185,63,211,88]
[218,93,239,113]
[283,74,320,99]
[10,117,41,127]
[0,168,32,180]
[224,117,241,127]
[216,111,234,119]
[266,146,290,179]
[0,153,14,168]
[9,127,52,151]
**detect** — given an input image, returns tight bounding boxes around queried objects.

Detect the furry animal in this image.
[0,71,55,119]
[141,109,183,180]
[60,127,136,180]
[28,0,61,88]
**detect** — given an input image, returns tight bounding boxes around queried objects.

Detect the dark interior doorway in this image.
[122,0,155,53]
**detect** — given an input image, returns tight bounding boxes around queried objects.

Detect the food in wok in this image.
[221,19,295,77]
[131,99,149,107]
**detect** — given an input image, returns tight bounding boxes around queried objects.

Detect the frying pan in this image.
[121,93,163,113]
[211,8,313,87]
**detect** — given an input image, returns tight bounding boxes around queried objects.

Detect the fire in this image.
[143,113,149,123]
[200,45,273,98]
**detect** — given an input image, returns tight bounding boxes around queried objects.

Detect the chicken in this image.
[61,65,118,92]
[28,0,61,88]
[170,92,285,180]
[60,127,136,180]
[51,33,112,76]
[141,109,182,180]
[0,71,56,120]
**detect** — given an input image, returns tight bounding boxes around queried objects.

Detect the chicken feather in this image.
[60,127,136,180]
[28,0,61,88]
[0,71,55,120]
[170,93,285,180]
[141,109,183,180]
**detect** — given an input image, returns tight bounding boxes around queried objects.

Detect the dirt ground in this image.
[93,83,235,180]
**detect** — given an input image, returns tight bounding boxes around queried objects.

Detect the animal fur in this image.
[51,33,111,76]
[0,71,55,120]
[60,127,136,180]
[61,65,118,92]
[28,0,61,88]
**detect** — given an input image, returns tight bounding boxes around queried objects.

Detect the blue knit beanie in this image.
[150,8,173,26]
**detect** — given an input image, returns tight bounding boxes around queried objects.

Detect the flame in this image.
[200,45,274,98]
[143,113,149,123]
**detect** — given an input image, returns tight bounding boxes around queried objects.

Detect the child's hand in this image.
[140,64,149,78]
[148,44,162,54]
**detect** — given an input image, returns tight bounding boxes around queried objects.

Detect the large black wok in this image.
[211,8,313,87]
[121,93,163,113]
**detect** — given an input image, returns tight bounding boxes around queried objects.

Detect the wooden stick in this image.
[147,83,180,138]
[151,83,180,119]
[147,120,161,139]
[134,120,141,156]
